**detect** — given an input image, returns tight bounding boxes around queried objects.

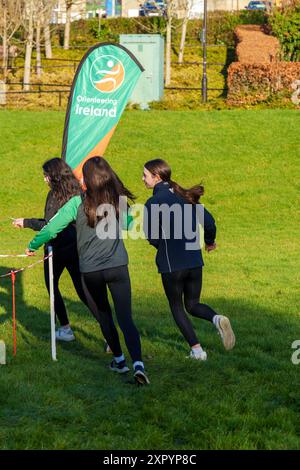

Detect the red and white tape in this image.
[0,254,52,278]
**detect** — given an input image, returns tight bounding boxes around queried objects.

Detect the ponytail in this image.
[144,159,204,204]
[169,179,204,204]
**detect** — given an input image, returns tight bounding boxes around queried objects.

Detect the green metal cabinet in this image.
[119,34,164,108]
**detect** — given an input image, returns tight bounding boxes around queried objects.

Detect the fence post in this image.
[58,91,62,107]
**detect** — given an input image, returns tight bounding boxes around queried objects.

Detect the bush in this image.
[65,12,267,48]
[268,4,300,61]
[227,61,300,104]
[234,25,280,63]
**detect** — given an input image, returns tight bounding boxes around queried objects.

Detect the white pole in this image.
[48,246,57,361]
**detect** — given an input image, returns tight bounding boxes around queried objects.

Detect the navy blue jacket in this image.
[144,181,216,273]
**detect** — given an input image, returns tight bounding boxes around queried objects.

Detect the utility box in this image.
[119,34,164,108]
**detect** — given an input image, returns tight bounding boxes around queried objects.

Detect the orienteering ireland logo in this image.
[90,55,125,93]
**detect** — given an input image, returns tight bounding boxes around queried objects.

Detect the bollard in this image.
[0,340,6,365]
[0,80,6,105]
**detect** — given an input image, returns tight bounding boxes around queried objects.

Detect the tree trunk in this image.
[165,16,172,86]
[2,3,8,82]
[64,2,72,50]
[44,24,52,59]
[178,16,188,65]
[36,20,42,77]
[23,0,34,91]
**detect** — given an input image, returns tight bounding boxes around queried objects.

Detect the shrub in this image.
[66,12,267,48]
[234,25,280,63]
[268,4,300,61]
[227,61,300,104]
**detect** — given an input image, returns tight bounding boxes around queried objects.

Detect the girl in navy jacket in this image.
[143,159,235,360]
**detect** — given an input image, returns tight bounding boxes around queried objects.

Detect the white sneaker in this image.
[216,315,235,350]
[55,327,75,342]
[188,348,207,361]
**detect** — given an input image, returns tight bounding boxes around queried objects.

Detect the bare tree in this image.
[23,0,56,88]
[64,1,86,50]
[42,0,56,59]
[178,0,194,65]
[23,0,34,90]
[36,1,56,72]
[64,0,72,50]
[36,12,41,76]
[0,0,23,81]
[44,21,52,59]
[165,0,177,86]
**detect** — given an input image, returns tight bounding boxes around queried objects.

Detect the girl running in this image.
[26,156,149,386]
[142,158,235,360]
[13,158,88,342]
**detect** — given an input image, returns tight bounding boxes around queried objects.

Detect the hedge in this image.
[268,5,300,62]
[227,25,300,104]
[228,61,300,104]
[52,11,267,48]
[235,25,280,63]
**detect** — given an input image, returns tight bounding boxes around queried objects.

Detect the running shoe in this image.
[109,359,130,374]
[55,327,75,342]
[134,365,150,385]
[216,315,236,350]
[188,348,207,361]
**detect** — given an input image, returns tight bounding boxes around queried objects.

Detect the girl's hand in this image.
[12,218,24,228]
[25,248,35,256]
[205,243,217,252]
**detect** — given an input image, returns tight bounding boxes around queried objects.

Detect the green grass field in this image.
[0,109,299,450]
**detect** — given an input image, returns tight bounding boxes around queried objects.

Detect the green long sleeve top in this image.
[28,195,133,273]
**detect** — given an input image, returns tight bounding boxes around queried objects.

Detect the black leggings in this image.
[44,244,88,326]
[82,266,142,363]
[161,267,218,347]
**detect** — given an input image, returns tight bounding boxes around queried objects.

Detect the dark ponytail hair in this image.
[82,156,135,228]
[144,159,204,204]
[42,158,81,207]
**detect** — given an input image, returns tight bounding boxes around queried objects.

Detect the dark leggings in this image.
[161,267,218,347]
[44,244,88,326]
[82,266,142,363]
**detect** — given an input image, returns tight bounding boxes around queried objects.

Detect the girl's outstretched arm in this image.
[26,195,81,253]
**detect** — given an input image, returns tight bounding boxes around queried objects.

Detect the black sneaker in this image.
[134,365,150,385]
[109,359,130,374]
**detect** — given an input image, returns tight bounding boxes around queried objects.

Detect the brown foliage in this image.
[227,25,300,104]
[235,25,280,63]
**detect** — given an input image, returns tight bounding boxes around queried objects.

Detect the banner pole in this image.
[48,246,57,361]
[11,271,17,356]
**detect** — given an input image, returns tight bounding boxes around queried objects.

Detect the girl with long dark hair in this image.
[25,156,149,386]
[143,158,235,360]
[13,158,88,341]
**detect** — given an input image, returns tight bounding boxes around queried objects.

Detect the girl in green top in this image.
[26,157,149,386]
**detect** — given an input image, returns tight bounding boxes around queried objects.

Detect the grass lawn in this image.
[0,109,299,450]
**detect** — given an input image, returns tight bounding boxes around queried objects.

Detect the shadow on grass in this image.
[1,264,298,371]
[0,266,108,362]
[1,265,299,450]
[220,46,236,98]
[134,292,298,363]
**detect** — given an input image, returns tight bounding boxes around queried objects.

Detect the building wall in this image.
[122,0,141,17]
[121,0,261,18]
[52,0,87,24]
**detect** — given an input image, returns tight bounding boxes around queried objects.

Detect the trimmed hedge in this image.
[59,11,267,47]
[228,61,300,104]
[227,25,300,104]
[235,25,280,63]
